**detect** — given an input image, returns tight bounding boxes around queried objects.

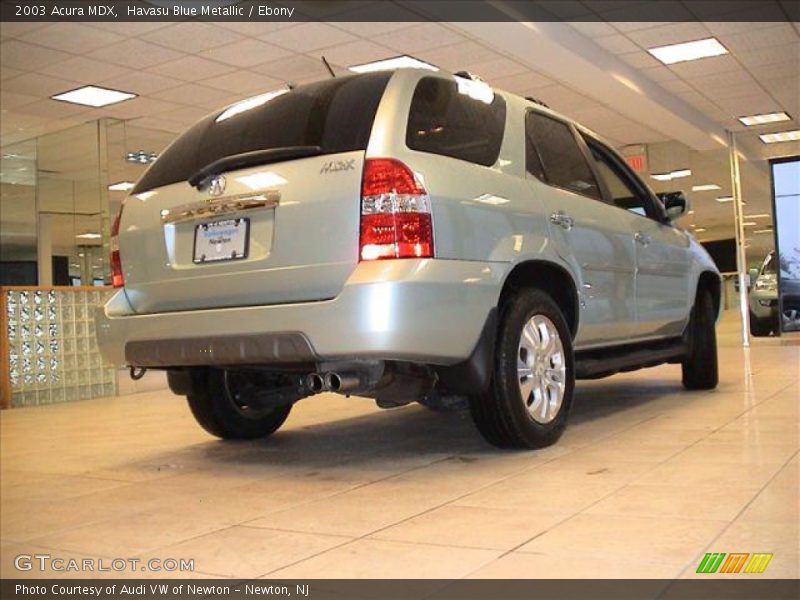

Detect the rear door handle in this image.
[634,232,651,246]
[550,211,574,230]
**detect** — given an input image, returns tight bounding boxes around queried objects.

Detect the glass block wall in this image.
[3,287,117,407]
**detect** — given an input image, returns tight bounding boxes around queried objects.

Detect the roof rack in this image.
[525,96,550,109]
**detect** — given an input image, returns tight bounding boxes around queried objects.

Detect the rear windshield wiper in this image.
[188,146,322,189]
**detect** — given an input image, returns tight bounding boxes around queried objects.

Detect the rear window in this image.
[406,76,506,167]
[132,72,392,193]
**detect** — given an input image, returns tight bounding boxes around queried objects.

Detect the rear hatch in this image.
[120,72,391,314]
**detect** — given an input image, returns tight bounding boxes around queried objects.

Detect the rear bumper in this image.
[96,259,505,368]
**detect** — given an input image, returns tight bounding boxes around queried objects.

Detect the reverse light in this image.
[360,158,433,261]
[110,202,125,288]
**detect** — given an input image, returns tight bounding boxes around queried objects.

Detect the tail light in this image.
[360,158,434,261]
[110,202,125,287]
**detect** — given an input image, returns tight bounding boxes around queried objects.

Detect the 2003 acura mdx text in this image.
[96,68,721,449]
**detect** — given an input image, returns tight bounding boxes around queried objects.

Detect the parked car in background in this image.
[96,69,721,449]
[749,251,779,336]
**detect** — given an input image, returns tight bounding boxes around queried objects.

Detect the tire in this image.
[749,311,772,337]
[682,289,719,390]
[470,289,575,449]
[186,368,292,439]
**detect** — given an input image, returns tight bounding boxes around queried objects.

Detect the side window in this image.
[525,112,602,200]
[406,77,506,167]
[584,136,654,218]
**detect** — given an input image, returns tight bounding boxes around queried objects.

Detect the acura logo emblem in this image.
[208,175,226,197]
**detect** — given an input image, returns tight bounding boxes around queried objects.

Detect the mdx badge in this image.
[320,159,355,174]
[208,174,226,197]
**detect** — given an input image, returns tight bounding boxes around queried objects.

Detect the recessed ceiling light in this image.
[51,85,136,107]
[694,228,707,233]
[759,130,800,144]
[738,112,791,126]
[691,184,721,192]
[651,173,673,181]
[742,221,757,227]
[108,181,135,191]
[716,196,733,203]
[744,213,770,219]
[648,38,728,65]
[753,229,774,234]
[76,232,102,239]
[349,55,439,73]
[651,168,692,182]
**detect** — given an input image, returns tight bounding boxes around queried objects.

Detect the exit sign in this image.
[625,154,646,172]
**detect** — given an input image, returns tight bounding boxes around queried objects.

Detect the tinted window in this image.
[133,73,391,193]
[584,137,653,218]
[525,112,601,199]
[407,77,506,167]
[763,252,777,275]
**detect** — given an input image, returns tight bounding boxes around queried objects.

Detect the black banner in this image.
[1,0,798,23]
[2,579,800,600]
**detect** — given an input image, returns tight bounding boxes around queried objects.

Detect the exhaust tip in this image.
[324,372,342,392]
[306,373,324,393]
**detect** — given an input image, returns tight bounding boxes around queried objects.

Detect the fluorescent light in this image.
[742,221,757,227]
[108,181,135,191]
[694,228,707,233]
[216,88,289,122]
[76,232,102,239]
[52,85,136,107]
[349,55,439,73]
[651,168,692,182]
[759,130,800,144]
[648,38,728,65]
[716,196,733,203]
[744,213,770,219]
[738,112,790,126]
[754,229,773,234]
[691,184,720,192]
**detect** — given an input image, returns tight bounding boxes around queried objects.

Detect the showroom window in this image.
[525,112,601,200]
[406,76,506,167]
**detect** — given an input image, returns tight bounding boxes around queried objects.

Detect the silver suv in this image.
[97,69,721,449]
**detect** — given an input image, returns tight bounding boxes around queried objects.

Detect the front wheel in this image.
[682,289,719,390]
[470,289,575,449]
[186,368,292,439]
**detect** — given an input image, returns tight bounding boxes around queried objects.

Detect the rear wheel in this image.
[682,289,719,390]
[470,289,574,449]
[187,368,292,439]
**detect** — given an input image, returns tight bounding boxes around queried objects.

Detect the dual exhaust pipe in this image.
[305,372,361,394]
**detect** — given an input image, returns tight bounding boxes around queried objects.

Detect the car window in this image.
[525,112,601,200]
[584,137,655,218]
[132,72,392,194]
[762,252,777,275]
[407,77,506,167]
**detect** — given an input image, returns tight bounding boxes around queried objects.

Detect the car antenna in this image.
[321,56,336,78]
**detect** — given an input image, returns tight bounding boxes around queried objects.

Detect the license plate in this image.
[193,218,249,263]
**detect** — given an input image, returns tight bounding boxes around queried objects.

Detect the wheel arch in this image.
[696,270,722,319]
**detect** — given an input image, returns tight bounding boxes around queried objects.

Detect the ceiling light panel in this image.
[738,112,791,126]
[51,85,136,107]
[349,55,439,73]
[759,130,800,144]
[692,184,721,191]
[108,181,135,191]
[648,38,728,65]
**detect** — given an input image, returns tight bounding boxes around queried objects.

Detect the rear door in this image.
[582,135,691,339]
[525,111,637,347]
[119,73,391,314]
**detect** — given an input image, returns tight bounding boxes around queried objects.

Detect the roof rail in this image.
[454,70,485,82]
[525,96,550,109]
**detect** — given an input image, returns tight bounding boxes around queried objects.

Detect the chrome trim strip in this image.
[160,191,280,224]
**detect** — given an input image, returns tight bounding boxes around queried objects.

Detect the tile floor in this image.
[1,313,797,579]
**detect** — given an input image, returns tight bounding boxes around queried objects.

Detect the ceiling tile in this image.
[37,56,132,84]
[307,39,394,68]
[15,98,90,119]
[250,54,331,82]
[156,105,213,124]
[87,39,185,69]
[197,70,283,94]
[718,24,799,54]
[128,116,186,134]
[83,22,172,37]
[0,91,39,110]
[627,22,711,48]
[151,83,234,106]
[667,54,741,78]
[261,23,357,53]
[0,65,24,80]
[617,51,662,69]
[99,70,181,96]
[200,39,292,67]
[568,22,618,38]
[334,20,417,35]
[1,73,82,98]
[592,35,641,55]
[467,56,529,79]
[416,41,502,71]
[148,56,236,81]
[92,96,185,119]
[0,22,49,39]
[0,40,73,70]
[491,71,555,94]
[140,22,245,54]
[212,22,298,36]
[375,23,465,53]
[17,23,124,54]
[610,21,670,33]
[639,65,680,83]
[734,42,800,68]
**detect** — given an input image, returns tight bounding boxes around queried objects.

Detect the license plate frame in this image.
[192,217,250,264]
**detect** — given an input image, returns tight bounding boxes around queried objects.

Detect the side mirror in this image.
[658,191,690,220]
